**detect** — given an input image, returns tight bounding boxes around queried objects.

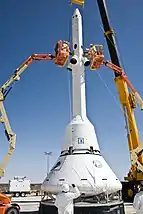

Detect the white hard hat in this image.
[61,184,70,192]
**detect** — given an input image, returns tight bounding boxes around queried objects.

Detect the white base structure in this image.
[42,153,121,196]
[41,8,122,196]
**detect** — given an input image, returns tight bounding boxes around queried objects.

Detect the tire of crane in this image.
[5,206,20,214]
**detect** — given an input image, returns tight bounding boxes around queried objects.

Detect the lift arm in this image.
[0,40,70,178]
[1,54,53,94]
[95,0,143,181]
[89,48,143,179]
[103,61,143,179]
[0,54,53,178]
[0,100,16,178]
[104,61,143,110]
[1,40,70,95]
[86,42,143,180]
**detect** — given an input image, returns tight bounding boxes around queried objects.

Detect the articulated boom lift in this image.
[0,40,70,214]
[85,45,143,181]
[0,40,70,178]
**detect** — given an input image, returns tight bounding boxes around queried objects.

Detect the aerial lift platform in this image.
[0,41,70,214]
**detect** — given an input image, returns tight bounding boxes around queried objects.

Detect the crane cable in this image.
[66,3,85,146]
[100,25,121,66]
[67,4,72,124]
[95,68,142,136]
[66,2,140,138]
[98,23,142,135]
[66,2,85,118]
[66,2,135,134]
[66,2,85,119]
[64,3,73,148]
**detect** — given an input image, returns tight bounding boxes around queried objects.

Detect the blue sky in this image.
[0,0,143,183]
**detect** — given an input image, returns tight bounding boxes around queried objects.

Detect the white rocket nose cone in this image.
[73,8,81,17]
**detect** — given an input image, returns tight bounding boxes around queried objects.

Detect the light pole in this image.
[44,151,52,176]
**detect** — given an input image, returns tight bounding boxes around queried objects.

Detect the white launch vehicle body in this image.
[41,8,122,196]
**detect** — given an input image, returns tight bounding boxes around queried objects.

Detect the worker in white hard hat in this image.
[133,181,143,214]
[55,183,80,214]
